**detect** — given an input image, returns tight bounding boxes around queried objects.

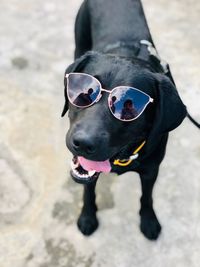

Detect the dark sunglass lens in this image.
[110,87,150,121]
[67,74,100,107]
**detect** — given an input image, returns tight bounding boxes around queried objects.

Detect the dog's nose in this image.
[72,133,96,155]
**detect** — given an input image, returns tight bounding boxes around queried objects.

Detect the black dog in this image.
[62,0,187,240]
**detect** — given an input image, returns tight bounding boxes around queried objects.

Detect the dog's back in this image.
[85,0,152,51]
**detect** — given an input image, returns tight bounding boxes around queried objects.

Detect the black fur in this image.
[62,0,187,239]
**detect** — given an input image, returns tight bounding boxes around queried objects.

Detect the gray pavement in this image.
[0,0,200,266]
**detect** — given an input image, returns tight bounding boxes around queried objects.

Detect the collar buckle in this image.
[129,153,139,160]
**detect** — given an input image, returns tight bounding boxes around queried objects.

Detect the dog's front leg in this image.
[77,179,99,236]
[139,167,161,240]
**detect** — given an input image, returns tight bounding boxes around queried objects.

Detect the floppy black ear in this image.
[61,51,97,117]
[152,74,187,134]
[61,79,69,117]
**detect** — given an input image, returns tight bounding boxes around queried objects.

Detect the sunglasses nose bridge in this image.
[101,88,111,93]
[95,88,110,103]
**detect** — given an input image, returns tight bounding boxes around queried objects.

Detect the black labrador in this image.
[62,0,187,240]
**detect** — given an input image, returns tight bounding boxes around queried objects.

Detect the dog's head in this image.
[62,51,187,183]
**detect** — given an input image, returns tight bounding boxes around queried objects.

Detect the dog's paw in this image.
[77,213,99,236]
[140,210,161,240]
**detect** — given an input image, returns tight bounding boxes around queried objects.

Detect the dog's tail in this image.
[187,113,200,129]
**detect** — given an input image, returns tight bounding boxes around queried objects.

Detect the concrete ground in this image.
[0,0,200,266]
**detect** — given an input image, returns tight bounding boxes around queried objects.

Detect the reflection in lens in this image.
[67,74,100,107]
[110,96,117,113]
[110,87,150,120]
[120,99,138,120]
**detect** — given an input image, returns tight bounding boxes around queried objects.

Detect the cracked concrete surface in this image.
[0,0,200,266]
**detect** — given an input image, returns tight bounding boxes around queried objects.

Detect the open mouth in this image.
[70,156,100,184]
[70,156,111,184]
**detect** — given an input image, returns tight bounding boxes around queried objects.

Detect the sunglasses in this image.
[65,73,154,122]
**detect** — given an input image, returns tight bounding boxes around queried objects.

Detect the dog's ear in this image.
[61,51,97,117]
[151,74,187,135]
[61,78,69,117]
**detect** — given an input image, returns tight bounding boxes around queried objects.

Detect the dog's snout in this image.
[72,133,96,155]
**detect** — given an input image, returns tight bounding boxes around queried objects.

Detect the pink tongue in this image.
[78,157,111,173]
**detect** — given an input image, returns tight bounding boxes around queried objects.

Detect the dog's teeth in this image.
[71,160,96,180]
[88,170,96,176]
[74,169,79,176]
[71,161,79,172]
[81,174,89,178]
[71,161,76,170]
[72,169,89,179]
[82,174,89,178]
